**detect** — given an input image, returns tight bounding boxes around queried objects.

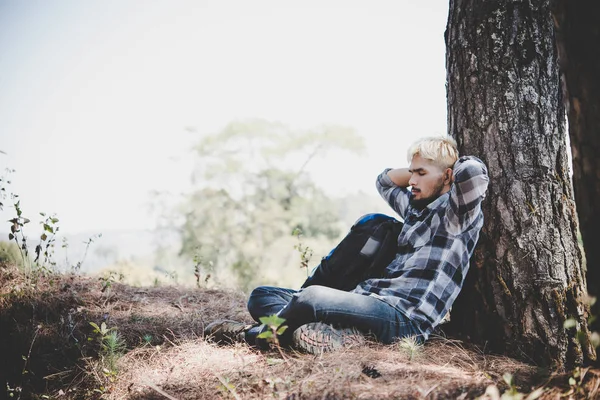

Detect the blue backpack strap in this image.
[352,213,395,226]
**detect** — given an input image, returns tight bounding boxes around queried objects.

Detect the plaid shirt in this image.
[352,156,489,339]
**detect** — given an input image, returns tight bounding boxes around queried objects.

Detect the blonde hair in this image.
[407,136,459,169]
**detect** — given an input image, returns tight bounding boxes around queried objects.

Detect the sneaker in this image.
[292,322,365,354]
[203,320,252,344]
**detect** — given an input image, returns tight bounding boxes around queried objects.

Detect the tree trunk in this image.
[444,0,596,368]
[553,0,600,364]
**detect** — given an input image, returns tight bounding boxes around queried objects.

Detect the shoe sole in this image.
[292,322,365,354]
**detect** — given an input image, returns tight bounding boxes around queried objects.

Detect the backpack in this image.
[300,213,403,291]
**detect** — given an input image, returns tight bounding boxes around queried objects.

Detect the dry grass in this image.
[1,264,599,399]
[111,333,554,400]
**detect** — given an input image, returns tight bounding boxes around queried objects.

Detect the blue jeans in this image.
[247,285,422,345]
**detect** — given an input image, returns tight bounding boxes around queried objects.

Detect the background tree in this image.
[175,119,366,291]
[553,0,600,358]
[444,0,595,368]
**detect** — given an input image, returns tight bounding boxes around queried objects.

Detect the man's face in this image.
[408,154,449,208]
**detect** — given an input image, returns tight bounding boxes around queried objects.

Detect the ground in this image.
[0,264,598,399]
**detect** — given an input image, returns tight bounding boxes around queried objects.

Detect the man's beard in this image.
[409,181,445,210]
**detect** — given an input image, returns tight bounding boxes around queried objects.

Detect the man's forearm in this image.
[386,168,411,187]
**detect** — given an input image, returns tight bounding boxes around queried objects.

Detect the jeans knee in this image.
[247,286,271,317]
[294,285,328,310]
[248,285,272,300]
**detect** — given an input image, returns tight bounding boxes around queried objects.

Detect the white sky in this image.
[0,0,449,235]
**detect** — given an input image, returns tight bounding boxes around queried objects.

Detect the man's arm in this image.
[376,168,412,219]
[386,168,411,187]
[447,156,489,227]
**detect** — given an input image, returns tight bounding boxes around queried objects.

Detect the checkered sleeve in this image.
[447,156,489,227]
[376,168,411,220]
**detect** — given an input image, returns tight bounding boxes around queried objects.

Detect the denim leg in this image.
[247,285,297,322]
[277,285,421,344]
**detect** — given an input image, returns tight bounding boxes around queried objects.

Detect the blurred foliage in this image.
[0,241,23,268]
[174,119,366,291]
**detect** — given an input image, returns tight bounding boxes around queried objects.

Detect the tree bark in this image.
[553,0,600,363]
[445,0,596,368]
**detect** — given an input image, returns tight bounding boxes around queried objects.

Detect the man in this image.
[205,136,489,354]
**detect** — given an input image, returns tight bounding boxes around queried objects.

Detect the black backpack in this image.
[300,213,403,291]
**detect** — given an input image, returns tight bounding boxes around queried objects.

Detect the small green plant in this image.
[8,203,61,273]
[142,334,153,345]
[89,321,111,337]
[98,270,125,296]
[72,233,102,272]
[5,325,42,399]
[193,247,213,288]
[7,201,63,280]
[501,373,525,399]
[397,336,423,361]
[89,321,126,375]
[101,331,126,373]
[257,315,288,345]
[564,366,589,397]
[34,212,60,270]
[2,172,33,275]
[3,170,100,277]
[8,199,32,271]
[165,270,178,284]
[215,375,241,400]
[4,185,99,283]
[257,315,289,362]
[292,227,313,277]
[478,373,544,400]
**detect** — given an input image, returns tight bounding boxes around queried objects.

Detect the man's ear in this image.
[444,168,453,185]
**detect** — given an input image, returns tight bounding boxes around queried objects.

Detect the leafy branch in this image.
[292,228,313,277]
